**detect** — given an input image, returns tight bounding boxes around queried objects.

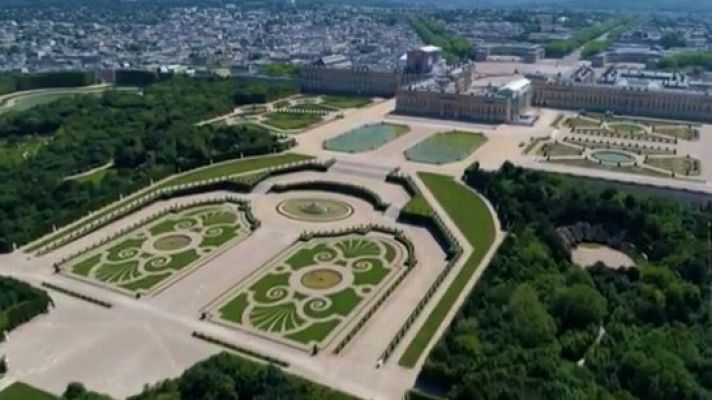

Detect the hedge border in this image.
[32,158,333,255]
[191,331,289,367]
[270,180,390,211]
[41,282,112,308]
[297,225,417,355]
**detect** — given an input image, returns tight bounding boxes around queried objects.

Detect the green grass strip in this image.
[27,153,312,252]
[0,382,58,400]
[398,173,496,368]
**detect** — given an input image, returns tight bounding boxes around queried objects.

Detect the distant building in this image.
[529,66,712,122]
[591,47,662,67]
[474,43,545,64]
[314,55,352,69]
[405,46,443,74]
[299,47,437,97]
[299,65,403,97]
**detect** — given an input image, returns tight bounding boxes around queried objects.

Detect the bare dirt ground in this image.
[571,244,636,269]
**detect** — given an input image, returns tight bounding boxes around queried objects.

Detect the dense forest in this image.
[129,352,357,400]
[0,277,52,336]
[0,76,297,252]
[419,163,712,399]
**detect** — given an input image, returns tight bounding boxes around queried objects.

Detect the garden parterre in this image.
[211,231,412,351]
[62,201,253,295]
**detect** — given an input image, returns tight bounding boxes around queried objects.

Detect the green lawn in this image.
[163,153,311,187]
[405,131,487,164]
[609,123,645,134]
[263,112,322,130]
[565,116,601,128]
[321,96,372,109]
[537,142,582,157]
[401,191,432,217]
[645,156,700,176]
[653,125,697,140]
[28,153,311,252]
[398,173,496,368]
[0,382,57,400]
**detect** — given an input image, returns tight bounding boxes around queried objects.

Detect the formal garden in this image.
[323,123,409,153]
[564,114,700,141]
[212,231,411,351]
[277,198,355,222]
[61,201,253,295]
[405,130,487,164]
[263,112,323,131]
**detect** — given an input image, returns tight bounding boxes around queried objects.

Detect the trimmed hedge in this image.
[191,331,289,367]
[41,282,112,308]
[33,157,331,255]
[300,225,417,355]
[270,180,389,211]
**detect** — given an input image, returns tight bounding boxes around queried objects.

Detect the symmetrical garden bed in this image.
[210,230,412,351]
[60,200,253,295]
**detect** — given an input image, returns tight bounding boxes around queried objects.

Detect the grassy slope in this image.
[0,382,57,400]
[398,173,496,368]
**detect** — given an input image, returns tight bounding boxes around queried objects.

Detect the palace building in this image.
[395,62,534,124]
[529,66,712,123]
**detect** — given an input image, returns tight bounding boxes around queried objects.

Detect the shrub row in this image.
[41,282,112,308]
[572,127,677,144]
[191,331,289,367]
[271,180,389,211]
[32,158,330,254]
[386,169,419,197]
[379,247,463,364]
[564,137,676,155]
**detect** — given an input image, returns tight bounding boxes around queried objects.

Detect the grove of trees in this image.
[0,277,52,338]
[546,18,629,58]
[129,352,358,400]
[0,76,297,252]
[418,162,712,399]
[658,51,712,71]
[407,16,473,63]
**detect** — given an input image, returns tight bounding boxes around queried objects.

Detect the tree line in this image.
[128,352,358,400]
[545,18,630,58]
[658,51,712,71]
[0,76,298,252]
[418,162,712,400]
[0,277,52,336]
[407,16,473,64]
